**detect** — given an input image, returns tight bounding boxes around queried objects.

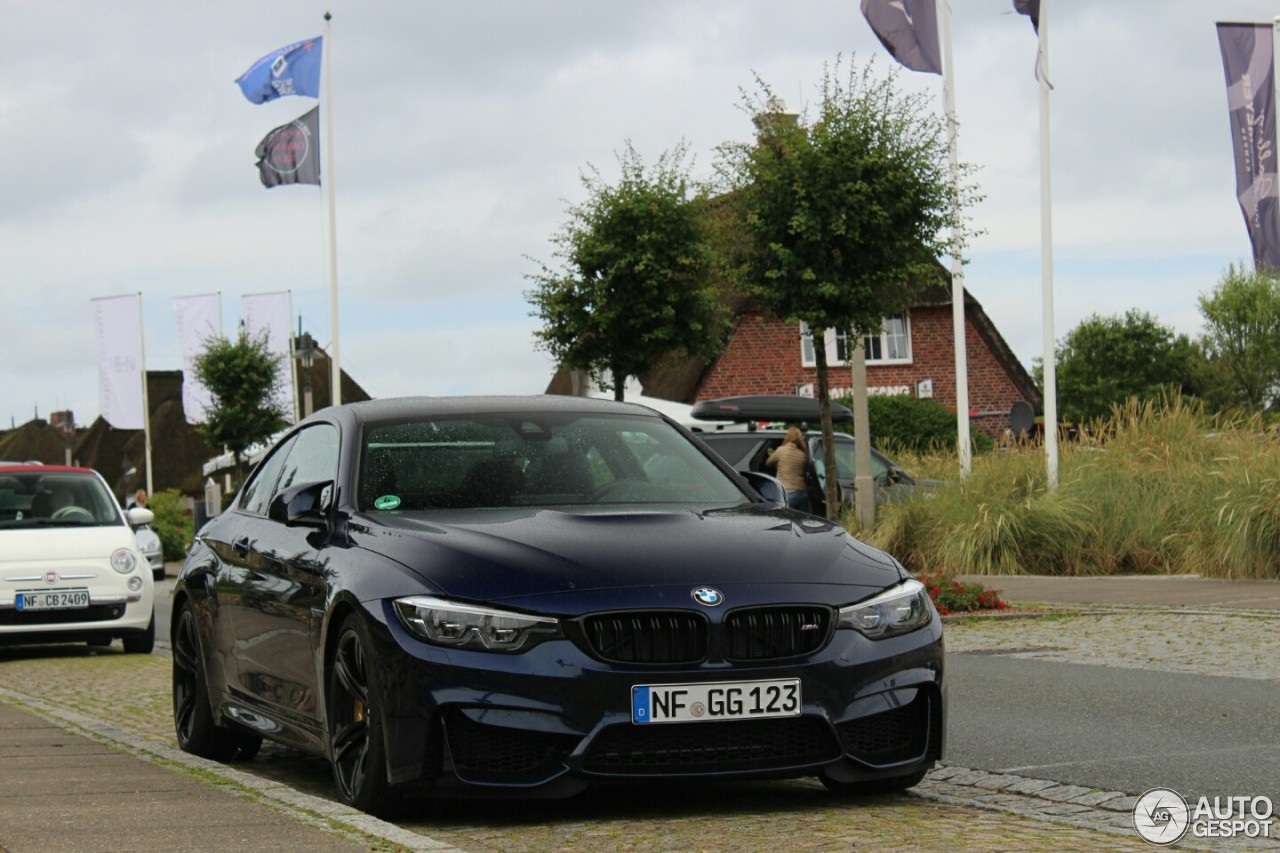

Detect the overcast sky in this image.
[2,0,1276,428]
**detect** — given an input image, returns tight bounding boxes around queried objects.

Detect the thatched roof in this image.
[0,419,72,465]
[0,353,372,501]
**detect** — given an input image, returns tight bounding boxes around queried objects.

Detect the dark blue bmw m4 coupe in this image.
[172,396,944,815]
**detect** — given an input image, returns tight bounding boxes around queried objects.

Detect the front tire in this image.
[171,603,261,761]
[123,613,155,654]
[328,613,397,814]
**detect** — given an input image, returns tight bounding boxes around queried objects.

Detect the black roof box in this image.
[690,395,853,424]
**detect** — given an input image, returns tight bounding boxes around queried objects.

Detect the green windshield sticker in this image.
[374,495,401,510]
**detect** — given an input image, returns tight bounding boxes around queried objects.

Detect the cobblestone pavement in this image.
[2,606,1277,852]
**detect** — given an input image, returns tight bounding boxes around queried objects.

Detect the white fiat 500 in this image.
[0,464,156,653]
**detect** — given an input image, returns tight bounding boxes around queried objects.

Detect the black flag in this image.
[860,0,942,75]
[255,106,320,188]
[1014,0,1040,32]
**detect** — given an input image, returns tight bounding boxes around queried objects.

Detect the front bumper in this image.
[365,600,944,795]
[0,569,154,640]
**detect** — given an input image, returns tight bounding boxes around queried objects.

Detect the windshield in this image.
[0,471,123,528]
[359,413,749,511]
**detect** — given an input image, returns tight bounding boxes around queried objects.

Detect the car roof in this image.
[0,464,96,475]
[329,395,667,426]
[691,395,853,424]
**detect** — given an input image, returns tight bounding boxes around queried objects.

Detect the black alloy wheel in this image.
[328,613,395,813]
[171,603,261,761]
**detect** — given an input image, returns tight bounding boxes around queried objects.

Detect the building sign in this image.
[796,384,911,398]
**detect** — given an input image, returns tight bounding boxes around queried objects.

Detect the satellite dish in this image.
[1010,401,1035,437]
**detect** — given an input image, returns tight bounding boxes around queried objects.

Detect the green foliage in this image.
[833,394,992,455]
[193,330,288,483]
[718,60,976,338]
[147,489,193,562]
[526,141,729,400]
[868,396,1280,580]
[1034,309,1200,424]
[715,57,979,516]
[1197,262,1280,412]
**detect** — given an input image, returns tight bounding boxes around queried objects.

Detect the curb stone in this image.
[917,764,1280,852]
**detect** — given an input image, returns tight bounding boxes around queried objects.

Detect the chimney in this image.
[752,97,800,140]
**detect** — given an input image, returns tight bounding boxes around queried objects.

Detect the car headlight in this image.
[110,548,137,574]
[838,579,933,639]
[393,596,562,653]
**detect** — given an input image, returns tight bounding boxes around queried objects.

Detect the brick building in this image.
[547,284,1042,439]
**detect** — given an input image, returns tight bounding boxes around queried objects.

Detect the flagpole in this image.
[939,0,971,479]
[1038,0,1059,490]
[137,292,154,498]
[322,11,341,406]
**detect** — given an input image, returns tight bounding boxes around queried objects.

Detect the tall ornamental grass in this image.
[862,396,1280,579]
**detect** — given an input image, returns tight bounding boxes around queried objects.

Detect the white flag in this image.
[173,293,221,424]
[241,291,295,423]
[92,294,146,430]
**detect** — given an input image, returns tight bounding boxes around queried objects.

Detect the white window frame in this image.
[799,316,912,367]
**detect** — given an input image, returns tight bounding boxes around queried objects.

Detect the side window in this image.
[701,436,766,469]
[273,425,339,502]
[239,436,297,516]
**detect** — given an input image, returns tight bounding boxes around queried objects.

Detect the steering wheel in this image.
[52,505,93,521]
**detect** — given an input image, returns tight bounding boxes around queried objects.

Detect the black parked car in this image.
[691,396,934,516]
[171,396,943,815]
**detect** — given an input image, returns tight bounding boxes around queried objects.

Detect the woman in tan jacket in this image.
[765,426,810,512]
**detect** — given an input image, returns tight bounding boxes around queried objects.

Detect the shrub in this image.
[148,489,193,562]
[916,572,1007,615]
[833,394,993,454]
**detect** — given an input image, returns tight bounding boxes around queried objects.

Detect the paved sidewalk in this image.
[0,701,380,853]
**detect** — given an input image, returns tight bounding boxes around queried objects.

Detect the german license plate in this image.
[16,589,90,611]
[632,678,801,724]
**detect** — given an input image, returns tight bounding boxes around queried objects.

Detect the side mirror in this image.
[126,507,155,527]
[739,470,787,506]
[268,480,333,528]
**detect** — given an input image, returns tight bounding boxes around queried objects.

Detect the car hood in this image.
[348,506,905,610]
[0,526,138,565]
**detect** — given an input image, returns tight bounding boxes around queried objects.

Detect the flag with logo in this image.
[235,36,323,104]
[241,291,296,423]
[255,107,321,188]
[92,294,146,430]
[860,0,941,75]
[1217,23,1280,270]
[172,293,221,424]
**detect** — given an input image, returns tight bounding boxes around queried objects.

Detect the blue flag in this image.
[235,36,323,104]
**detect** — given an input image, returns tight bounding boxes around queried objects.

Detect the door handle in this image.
[233,536,251,558]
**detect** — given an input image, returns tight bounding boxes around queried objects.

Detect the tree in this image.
[527,142,729,400]
[193,330,288,485]
[1036,309,1200,425]
[1198,263,1280,412]
[717,59,976,517]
